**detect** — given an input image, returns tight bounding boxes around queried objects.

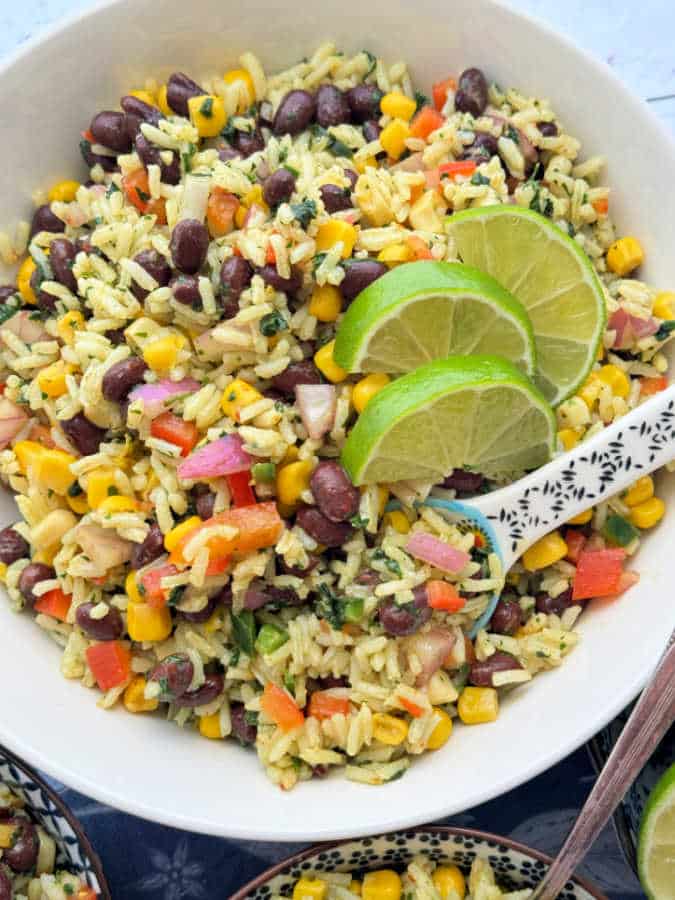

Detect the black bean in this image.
[535,586,573,616]
[130,248,172,301]
[0,285,17,304]
[441,469,485,494]
[455,68,489,117]
[320,183,353,213]
[2,818,38,873]
[49,238,78,293]
[29,266,56,312]
[310,461,359,523]
[244,580,300,610]
[347,84,383,122]
[0,527,29,564]
[19,563,55,607]
[273,90,316,136]
[60,413,106,456]
[173,672,224,708]
[90,110,132,153]
[168,274,200,307]
[378,588,431,637]
[344,169,358,190]
[469,651,522,686]
[362,119,382,144]
[463,132,499,162]
[0,866,11,900]
[256,264,302,295]
[130,523,165,570]
[279,553,320,577]
[102,357,147,402]
[271,360,322,395]
[339,260,387,302]
[355,568,380,586]
[179,587,230,623]
[170,219,209,274]
[263,168,296,207]
[537,121,558,137]
[231,703,257,745]
[166,72,204,117]
[489,599,522,636]
[80,140,118,173]
[232,128,265,157]
[296,507,353,547]
[218,146,242,162]
[105,327,126,345]
[76,601,124,640]
[194,489,216,520]
[135,134,180,185]
[149,653,194,701]
[220,256,253,309]
[29,204,65,238]
[316,84,351,127]
[121,94,161,140]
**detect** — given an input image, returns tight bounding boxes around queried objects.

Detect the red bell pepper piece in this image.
[426,580,465,612]
[34,587,72,622]
[432,76,457,111]
[409,106,445,140]
[141,563,178,608]
[307,691,350,720]
[261,683,304,731]
[150,412,199,457]
[572,548,626,601]
[439,160,477,180]
[226,470,256,508]
[564,529,587,564]
[86,641,131,691]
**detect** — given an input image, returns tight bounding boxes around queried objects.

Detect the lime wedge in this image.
[446,206,606,405]
[639,761,675,900]
[341,355,555,485]
[333,261,536,377]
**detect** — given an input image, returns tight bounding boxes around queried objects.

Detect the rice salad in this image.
[0,783,93,900]
[0,44,670,790]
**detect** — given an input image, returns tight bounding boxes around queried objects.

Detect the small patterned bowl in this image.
[230,827,607,900]
[0,744,110,898]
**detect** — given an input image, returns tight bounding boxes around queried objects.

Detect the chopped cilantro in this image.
[260,310,288,336]
[506,125,520,144]
[372,548,402,577]
[283,163,300,177]
[312,252,328,272]
[290,198,317,229]
[363,50,377,76]
[283,671,296,694]
[106,182,121,197]
[470,172,491,186]
[0,295,20,325]
[529,184,554,218]
[106,485,120,496]
[414,90,429,112]
[67,482,83,497]
[244,709,259,726]
[655,320,675,342]
[314,582,346,630]
[135,187,151,203]
[181,144,197,173]
[168,585,186,607]
[349,513,370,528]
[231,609,256,657]
[199,97,214,118]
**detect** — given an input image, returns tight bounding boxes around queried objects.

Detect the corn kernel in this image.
[223,68,255,110]
[188,94,227,138]
[384,510,410,534]
[624,475,654,508]
[596,364,630,399]
[125,571,144,605]
[234,205,248,228]
[57,310,85,345]
[355,156,377,174]
[379,119,410,160]
[377,243,413,267]
[281,445,300,466]
[199,712,223,739]
[432,865,466,900]
[309,285,342,322]
[37,361,72,398]
[352,373,390,413]
[66,492,89,515]
[293,878,327,900]
[34,546,58,566]
[653,292,675,320]
[567,508,593,525]
[129,89,157,107]
[376,486,389,517]
[362,870,401,900]
[409,190,445,231]
[221,378,263,421]
[522,531,568,571]
[48,179,80,204]
[577,374,602,410]
[164,516,201,552]
[457,686,499,725]
[97,495,139,516]
[276,460,313,507]
[14,440,45,473]
[629,497,665,529]
[315,220,357,258]
[0,562,7,582]
[127,602,173,642]
[87,469,120,509]
[380,92,417,121]
[31,509,77,550]
[558,428,580,451]
[34,449,78,495]
[350,881,362,896]
[427,707,453,750]
[0,824,16,849]
[372,713,409,746]
[314,340,347,383]
[157,84,172,117]
[607,236,644,276]
[124,676,158,713]
[143,334,185,373]
[17,257,37,304]
[203,609,223,633]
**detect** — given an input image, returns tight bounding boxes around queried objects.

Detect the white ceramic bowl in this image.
[0,0,673,842]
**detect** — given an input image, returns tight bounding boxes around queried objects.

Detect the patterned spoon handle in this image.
[530,630,675,900]
[469,385,675,569]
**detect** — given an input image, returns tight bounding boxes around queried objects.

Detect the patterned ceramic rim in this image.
[0,743,111,899]
[230,827,609,900]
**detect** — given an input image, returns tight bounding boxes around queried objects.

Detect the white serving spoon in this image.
[419,385,675,636]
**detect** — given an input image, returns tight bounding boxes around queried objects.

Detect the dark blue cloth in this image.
[45,745,643,899]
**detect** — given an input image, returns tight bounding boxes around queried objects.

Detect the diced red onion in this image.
[244,204,268,229]
[609,308,659,349]
[178,434,252,480]
[178,173,212,224]
[405,627,456,686]
[0,397,28,449]
[0,311,50,344]
[295,384,336,440]
[406,532,470,574]
[128,378,200,418]
[391,152,426,173]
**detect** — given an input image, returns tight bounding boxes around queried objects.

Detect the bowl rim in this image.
[0,0,675,841]
[229,825,609,900]
[0,742,112,900]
